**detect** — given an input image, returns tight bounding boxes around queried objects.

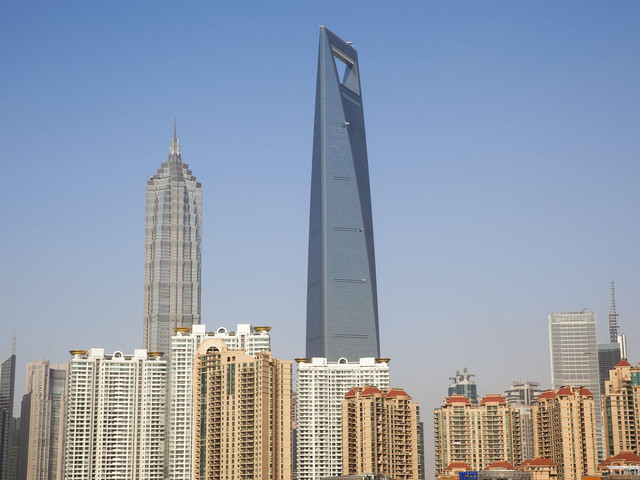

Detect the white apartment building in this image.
[167,324,271,480]
[296,357,390,480]
[64,348,166,480]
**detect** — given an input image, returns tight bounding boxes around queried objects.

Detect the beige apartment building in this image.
[532,386,597,480]
[341,386,421,480]
[193,338,292,480]
[601,359,639,457]
[433,394,522,476]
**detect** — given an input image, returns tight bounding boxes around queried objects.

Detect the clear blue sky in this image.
[1,1,639,476]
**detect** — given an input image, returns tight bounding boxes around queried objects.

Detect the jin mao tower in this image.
[306,26,380,362]
[144,124,202,355]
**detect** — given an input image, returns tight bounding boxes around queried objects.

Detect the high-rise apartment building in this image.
[448,368,478,403]
[0,351,16,480]
[193,338,292,480]
[548,311,602,459]
[17,360,68,480]
[296,357,390,480]
[64,349,166,480]
[144,125,202,356]
[601,359,639,457]
[342,386,422,480]
[532,387,598,480]
[433,394,522,476]
[306,26,380,362]
[167,324,271,480]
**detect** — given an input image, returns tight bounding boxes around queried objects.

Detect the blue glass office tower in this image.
[306,27,380,362]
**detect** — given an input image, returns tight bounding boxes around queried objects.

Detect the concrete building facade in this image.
[433,394,522,476]
[17,360,67,480]
[532,387,598,480]
[296,357,390,480]
[193,338,292,480]
[342,386,421,480]
[167,324,272,480]
[64,349,166,480]
[601,359,639,457]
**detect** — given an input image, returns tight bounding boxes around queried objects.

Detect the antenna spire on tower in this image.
[609,280,619,343]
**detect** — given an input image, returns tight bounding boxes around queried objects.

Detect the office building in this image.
[193,338,292,480]
[296,357,390,480]
[342,386,422,480]
[64,349,166,480]
[306,26,380,362]
[0,351,16,480]
[144,124,202,356]
[601,359,639,457]
[548,311,602,459]
[17,360,68,480]
[6,418,19,480]
[532,387,598,480]
[167,324,271,480]
[433,394,522,476]
[598,343,623,397]
[505,381,543,406]
[448,368,478,403]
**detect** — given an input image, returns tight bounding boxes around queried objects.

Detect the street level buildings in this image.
[167,324,271,480]
[17,360,67,480]
[193,338,292,480]
[601,359,639,457]
[548,312,602,459]
[296,357,390,480]
[532,387,597,480]
[433,394,522,476]
[342,386,422,480]
[306,26,380,362]
[0,352,15,480]
[64,349,166,480]
[144,125,202,356]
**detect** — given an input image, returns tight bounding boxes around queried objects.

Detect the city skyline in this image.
[2,2,639,477]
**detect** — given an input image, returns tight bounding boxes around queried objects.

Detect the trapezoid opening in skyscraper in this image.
[306,27,381,362]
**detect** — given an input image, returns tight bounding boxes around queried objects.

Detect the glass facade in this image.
[306,26,380,362]
[548,311,603,459]
[0,354,15,480]
[144,127,202,356]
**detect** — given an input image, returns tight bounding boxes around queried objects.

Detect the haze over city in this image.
[1,1,639,476]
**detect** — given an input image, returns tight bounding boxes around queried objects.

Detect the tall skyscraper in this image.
[306,26,380,362]
[0,350,16,480]
[144,123,202,356]
[64,349,166,480]
[193,338,292,480]
[17,360,68,480]
[296,357,390,480]
[167,324,272,480]
[548,311,602,459]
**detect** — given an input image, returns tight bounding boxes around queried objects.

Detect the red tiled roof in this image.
[485,461,515,470]
[519,460,532,467]
[446,395,471,405]
[613,451,640,462]
[445,462,472,471]
[556,387,573,396]
[537,391,555,401]
[579,387,594,397]
[481,394,506,405]
[345,387,358,398]
[361,386,382,396]
[616,359,632,367]
[386,388,411,399]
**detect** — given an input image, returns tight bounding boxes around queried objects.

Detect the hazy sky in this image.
[1,1,639,475]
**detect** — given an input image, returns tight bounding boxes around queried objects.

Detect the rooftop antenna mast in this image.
[609,280,619,343]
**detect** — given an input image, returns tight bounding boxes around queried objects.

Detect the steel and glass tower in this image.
[144,124,202,356]
[306,26,380,362]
